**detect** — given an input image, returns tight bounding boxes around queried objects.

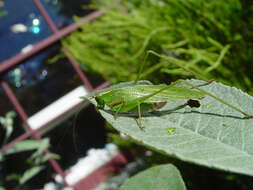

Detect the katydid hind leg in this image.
[137,78,253,118]
[179,79,253,118]
[147,50,253,118]
[137,101,145,130]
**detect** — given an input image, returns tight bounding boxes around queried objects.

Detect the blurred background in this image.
[1,0,253,190]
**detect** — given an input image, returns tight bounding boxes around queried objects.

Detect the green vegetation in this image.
[0,112,59,189]
[62,0,253,93]
[90,79,253,189]
[58,0,253,189]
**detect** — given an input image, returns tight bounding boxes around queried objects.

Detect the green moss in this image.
[61,0,253,93]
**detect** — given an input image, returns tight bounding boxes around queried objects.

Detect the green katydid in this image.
[85,50,253,130]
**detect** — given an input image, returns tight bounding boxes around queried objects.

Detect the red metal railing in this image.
[0,9,104,74]
[0,1,119,189]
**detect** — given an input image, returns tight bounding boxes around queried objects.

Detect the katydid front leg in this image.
[109,99,125,120]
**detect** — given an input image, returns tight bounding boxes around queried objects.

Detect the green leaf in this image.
[91,80,253,176]
[19,166,45,184]
[40,153,60,163]
[30,138,50,159]
[119,164,186,190]
[6,173,20,181]
[5,139,50,155]
[0,111,16,145]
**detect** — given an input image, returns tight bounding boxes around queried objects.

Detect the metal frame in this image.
[0,1,128,189]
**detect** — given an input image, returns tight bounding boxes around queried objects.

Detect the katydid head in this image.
[95,96,105,110]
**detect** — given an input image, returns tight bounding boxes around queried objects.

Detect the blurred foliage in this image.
[0,112,59,189]
[57,1,253,189]
[61,0,253,93]
[0,1,7,17]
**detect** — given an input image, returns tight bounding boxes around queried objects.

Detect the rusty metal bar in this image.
[93,81,110,91]
[0,80,69,186]
[0,129,37,153]
[33,0,58,33]
[0,80,109,156]
[33,0,95,91]
[0,2,108,188]
[73,153,129,190]
[0,10,104,74]
[1,81,34,131]
[0,80,110,154]
[34,0,96,92]
[63,48,94,91]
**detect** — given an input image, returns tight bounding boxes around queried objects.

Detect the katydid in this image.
[86,51,253,130]
[93,81,205,130]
